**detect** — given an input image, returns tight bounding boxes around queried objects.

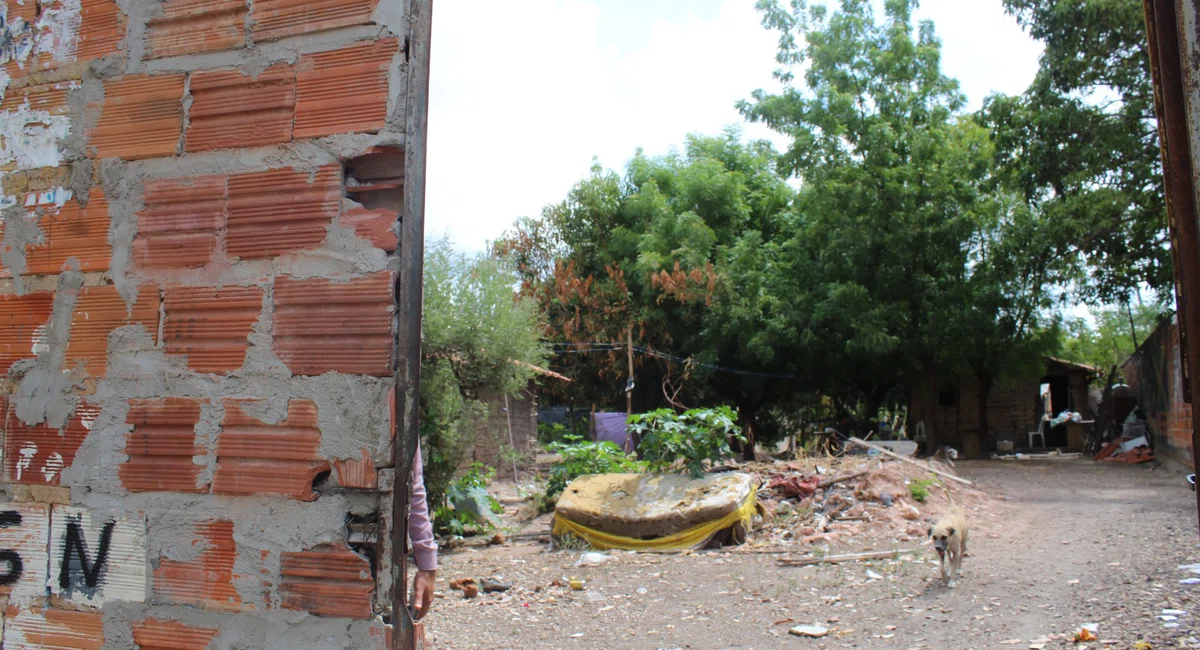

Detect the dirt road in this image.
[426,458,1200,649]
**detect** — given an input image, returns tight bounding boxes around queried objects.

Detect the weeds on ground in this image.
[908,476,938,502]
[554,532,592,551]
[434,463,504,536]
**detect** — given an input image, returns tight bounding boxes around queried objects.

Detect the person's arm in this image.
[408,444,437,620]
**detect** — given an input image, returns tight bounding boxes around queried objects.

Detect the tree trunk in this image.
[978,373,994,454]
[864,390,885,437]
[739,401,758,462]
[909,361,940,455]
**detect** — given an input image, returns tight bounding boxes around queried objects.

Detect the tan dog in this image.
[928,491,967,588]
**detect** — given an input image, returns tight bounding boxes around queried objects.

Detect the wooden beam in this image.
[778,549,921,567]
[818,470,868,489]
[847,437,973,486]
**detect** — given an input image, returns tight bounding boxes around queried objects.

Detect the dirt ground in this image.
[423,458,1200,649]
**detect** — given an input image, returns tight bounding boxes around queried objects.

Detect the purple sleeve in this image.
[408,444,438,571]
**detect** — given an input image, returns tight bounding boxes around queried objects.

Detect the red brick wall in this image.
[937,363,1095,450]
[0,0,412,644]
[1126,317,1195,468]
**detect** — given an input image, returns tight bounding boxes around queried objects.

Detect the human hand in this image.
[410,569,436,620]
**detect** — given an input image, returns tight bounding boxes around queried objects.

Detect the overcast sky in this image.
[425,0,1045,254]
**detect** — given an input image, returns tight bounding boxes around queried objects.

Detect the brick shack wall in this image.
[0,0,412,647]
[467,389,538,471]
[1125,317,1194,468]
[939,366,1093,450]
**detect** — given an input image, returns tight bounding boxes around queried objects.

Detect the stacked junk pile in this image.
[1094,409,1157,464]
[551,443,996,553]
[745,450,995,551]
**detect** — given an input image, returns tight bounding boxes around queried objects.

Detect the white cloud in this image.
[425,0,1042,254]
[913,0,1043,110]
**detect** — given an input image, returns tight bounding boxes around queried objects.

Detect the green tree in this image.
[420,237,548,509]
[982,0,1169,303]
[953,176,1067,443]
[1059,300,1172,376]
[495,130,802,459]
[739,0,981,449]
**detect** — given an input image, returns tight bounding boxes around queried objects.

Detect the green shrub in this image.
[546,435,645,497]
[433,463,504,536]
[909,476,937,503]
[537,422,571,446]
[629,406,745,478]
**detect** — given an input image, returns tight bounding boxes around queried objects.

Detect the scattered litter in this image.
[1181,578,1200,585]
[576,552,612,567]
[449,577,478,598]
[1179,563,1200,574]
[636,587,649,595]
[1159,615,1178,622]
[1163,609,1188,616]
[999,640,1022,645]
[866,569,883,581]
[481,579,511,593]
[569,579,585,591]
[1075,627,1098,642]
[767,474,821,499]
[570,632,584,639]
[789,624,829,638]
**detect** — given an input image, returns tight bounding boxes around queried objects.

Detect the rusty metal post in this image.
[1142,0,1200,538]
[393,0,433,647]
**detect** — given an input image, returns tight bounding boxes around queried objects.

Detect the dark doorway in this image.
[1039,374,1070,447]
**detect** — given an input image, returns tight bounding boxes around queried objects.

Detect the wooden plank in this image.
[777,549,921,567]
[847,437,973,486]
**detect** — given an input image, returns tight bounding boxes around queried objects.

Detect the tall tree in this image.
[739,0,979,449]
[495,130,802,459]
[421,238,548,508]
[982,0,1168,304]
[952,153,1068,443]
[1060,300,1173,375]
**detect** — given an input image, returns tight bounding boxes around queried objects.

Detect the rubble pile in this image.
[743,455,996,550]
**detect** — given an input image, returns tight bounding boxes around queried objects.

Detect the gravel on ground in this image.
[423,458,1200,650]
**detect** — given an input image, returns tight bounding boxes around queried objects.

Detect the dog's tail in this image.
[939,478,957,506]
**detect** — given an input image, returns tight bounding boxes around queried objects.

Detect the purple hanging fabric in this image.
[593,412,630,451]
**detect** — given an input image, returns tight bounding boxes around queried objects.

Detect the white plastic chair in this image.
[1027,417,1047,448]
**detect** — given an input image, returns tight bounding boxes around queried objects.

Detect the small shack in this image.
[1123,314,1193,468]
[464,362,571,471]
[936,357,1099,457]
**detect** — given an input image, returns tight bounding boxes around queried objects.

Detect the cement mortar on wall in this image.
[0,0,417,642]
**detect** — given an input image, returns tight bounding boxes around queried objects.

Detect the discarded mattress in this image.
[552,472,757,551]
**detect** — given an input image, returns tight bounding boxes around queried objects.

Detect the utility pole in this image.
[626,325,637,454]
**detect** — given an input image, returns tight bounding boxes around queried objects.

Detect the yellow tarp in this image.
[551,489,757,551]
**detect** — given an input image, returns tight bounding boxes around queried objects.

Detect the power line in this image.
[546,343,798,380]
